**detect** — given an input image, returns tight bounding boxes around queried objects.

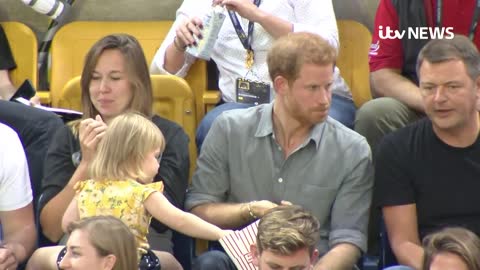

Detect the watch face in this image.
[72,151,82,167]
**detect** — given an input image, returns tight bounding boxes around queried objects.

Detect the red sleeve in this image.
[369,0,404,72]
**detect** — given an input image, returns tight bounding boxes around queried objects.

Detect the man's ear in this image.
[310,249,319,266]
[273,75,289,96]
[250,243,260,266]
[474,76,480,111]
[103,254,117,270]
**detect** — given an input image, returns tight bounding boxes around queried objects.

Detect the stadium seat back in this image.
[337,20,373,108]
[2,22,38,89]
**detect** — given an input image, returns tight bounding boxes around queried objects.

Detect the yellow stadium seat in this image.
[59,74,197,179]
[1,22,38,91]
[337,20,373,108]
[187,63,220,125]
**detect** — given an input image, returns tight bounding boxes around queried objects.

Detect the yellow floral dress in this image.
[74,179,164,252]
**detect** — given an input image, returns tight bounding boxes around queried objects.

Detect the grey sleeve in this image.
[185,115,230,210]
[329,138,374,253]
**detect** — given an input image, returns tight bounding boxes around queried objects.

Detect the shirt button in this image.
[278,178,283,183]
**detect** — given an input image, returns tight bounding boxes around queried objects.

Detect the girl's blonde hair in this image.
[89,111,165,181]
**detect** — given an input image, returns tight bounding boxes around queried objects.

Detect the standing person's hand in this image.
[0,246,18,270]
[79,115,107,164]
[214,0,262,22]
[175,17,204,49]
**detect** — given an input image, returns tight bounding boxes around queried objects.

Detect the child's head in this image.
[60,215,138,270]
[89,111,165,183]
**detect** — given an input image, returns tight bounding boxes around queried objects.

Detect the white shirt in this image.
[151,0,351,102]
[0,123,33,211]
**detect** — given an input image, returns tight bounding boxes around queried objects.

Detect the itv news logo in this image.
[379,26,454,40]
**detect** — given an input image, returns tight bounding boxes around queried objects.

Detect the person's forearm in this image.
[371,69,424,112]
[40,162,88,242]
[3,218,36,263]
[4,230,35,263]
[163,43,187,74]
[174,211,224,241]
[253,9,292,39]
[393,241,424,270]
[190,202,254,229]
[314,243,360,270]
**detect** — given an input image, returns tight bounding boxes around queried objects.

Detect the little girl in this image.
[28,112,230,270]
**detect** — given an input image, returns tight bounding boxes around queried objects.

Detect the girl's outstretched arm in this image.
[144,192,230,240]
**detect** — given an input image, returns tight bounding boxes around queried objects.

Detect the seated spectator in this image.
[0,122,37,269]
[0,100,63,204]
[357,0,480,157]
[186,32,373,270]
[151,0,355,152]
[375,35,480,270]
[28,112,230,270]
[423,227,480,270]
[360,1,480,254]
[0,25,16,101]
[58,216,138,270]
[38,34,190,255]
[251,205,320,269]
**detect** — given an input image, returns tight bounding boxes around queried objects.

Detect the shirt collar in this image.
[254,102,326,149]
[254,102,275,138]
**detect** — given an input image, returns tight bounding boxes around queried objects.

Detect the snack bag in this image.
[186,5,226,60]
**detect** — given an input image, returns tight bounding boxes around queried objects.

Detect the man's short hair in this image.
[267,32,337,84]
[416,35,480,81]
[256,205,320,256]
[423,227,480,270]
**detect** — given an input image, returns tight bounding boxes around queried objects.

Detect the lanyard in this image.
[228,0,261,69]
[436,0,480,40]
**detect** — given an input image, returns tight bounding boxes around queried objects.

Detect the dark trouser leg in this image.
[192,251,236,270]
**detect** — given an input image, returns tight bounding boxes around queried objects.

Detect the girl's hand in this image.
[219,229,234,239]
[280,200,292,206]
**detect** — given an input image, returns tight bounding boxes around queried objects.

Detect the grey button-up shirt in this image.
[186,103,373,254]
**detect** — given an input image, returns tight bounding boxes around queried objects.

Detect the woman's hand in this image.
[78,115,107,163]
[213,0,263,22]
[175,17,204,49]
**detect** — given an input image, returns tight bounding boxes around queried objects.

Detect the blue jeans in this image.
[330,94,356,129]
[192,250,236,270]
[195,94,357,152]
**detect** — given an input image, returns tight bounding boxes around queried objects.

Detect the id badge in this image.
[235,78,270,105]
